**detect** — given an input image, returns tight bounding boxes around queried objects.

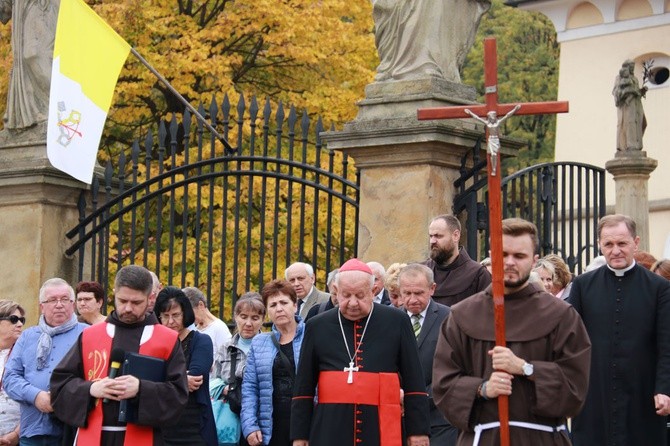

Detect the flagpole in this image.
[129,48,233,151]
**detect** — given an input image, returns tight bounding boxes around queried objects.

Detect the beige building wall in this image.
[518,0,670,258]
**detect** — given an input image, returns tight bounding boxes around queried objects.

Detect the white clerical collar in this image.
[607,260,636,277]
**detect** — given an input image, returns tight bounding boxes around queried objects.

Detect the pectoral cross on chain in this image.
[344,361,359,384]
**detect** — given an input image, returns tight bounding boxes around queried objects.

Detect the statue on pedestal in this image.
[613,60,647,151]
[371,0,491,83]
[0,0,59,131]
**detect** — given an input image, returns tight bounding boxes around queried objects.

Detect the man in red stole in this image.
[50,265,188,446]
[291,259,430,446]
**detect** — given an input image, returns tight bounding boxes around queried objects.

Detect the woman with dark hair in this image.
[75,281,106,325]
[0,300,24,446]
[155,287,217,446]
[241,280,305,446]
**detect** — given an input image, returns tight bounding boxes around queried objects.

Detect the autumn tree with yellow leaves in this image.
[0,0,561,319]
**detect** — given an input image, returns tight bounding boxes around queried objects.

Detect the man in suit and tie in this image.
[285,262,330,319]
[367,261,392,306]
[399,263,457,446]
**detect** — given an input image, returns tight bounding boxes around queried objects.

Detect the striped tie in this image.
[412,314,422,338]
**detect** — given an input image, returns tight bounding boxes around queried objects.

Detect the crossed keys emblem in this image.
[56,101,83,147]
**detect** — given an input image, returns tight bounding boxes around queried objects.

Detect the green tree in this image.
[462,0,560,173]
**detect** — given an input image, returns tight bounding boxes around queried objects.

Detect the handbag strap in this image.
[270,334,295,381]
[228,345,238,386]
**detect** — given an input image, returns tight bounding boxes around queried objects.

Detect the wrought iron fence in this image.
[454,150,606,273]
[66,93,359,321]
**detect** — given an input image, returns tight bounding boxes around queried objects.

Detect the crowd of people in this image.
[0,212,669,446]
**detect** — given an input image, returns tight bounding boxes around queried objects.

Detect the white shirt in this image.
[406,307,429,329]
[196,318,232,355]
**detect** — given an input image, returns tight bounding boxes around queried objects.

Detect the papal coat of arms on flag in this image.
[47,0,129,184]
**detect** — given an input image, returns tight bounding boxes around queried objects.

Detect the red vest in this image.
[77,321,178,446]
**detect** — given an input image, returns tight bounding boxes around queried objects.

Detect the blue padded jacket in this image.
[240,317,305,444]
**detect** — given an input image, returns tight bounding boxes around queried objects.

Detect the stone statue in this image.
[464,105,520,176]
[613,60,647,151]
[0,0,59,130]
[371,0,491,83]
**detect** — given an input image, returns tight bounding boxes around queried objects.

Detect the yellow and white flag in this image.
[47,0,130,184]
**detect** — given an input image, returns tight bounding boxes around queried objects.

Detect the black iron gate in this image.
[66,93,359,321]
[454,147,606,273]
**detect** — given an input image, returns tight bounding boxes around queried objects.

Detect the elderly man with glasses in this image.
[3,278,87,446]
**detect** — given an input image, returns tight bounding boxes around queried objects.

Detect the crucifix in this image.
[344,361,359,384]
[417,37,569,446]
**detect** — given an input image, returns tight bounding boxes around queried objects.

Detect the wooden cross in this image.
[417,37,569,446]
[344,361,359,384]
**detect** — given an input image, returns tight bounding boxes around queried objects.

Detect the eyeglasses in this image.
[76,296,97,303]
[160,312,183,322]
[42,297,73,306]
[0,315,26,325]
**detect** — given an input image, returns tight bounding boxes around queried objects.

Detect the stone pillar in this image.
[0,129,89,325]
[324,78,522,265]
[605,151,657,251]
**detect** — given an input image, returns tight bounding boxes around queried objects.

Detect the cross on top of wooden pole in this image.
[417,38,568,122]
[417,37,569,446]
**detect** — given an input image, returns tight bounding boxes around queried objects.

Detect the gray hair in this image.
[39,278,75,303]
[284,262,315,279]
[183,286,208,307]
[326,269,339,288]
[149,271,161,291]
[585,256,607,273]
[398,263,435,286]
[366,262,386,277]
[234,294,266,317]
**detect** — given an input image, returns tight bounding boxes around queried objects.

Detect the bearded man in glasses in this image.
[3,278,87,446]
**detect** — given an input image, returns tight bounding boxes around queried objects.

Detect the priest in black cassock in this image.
[50,265,189,446]
[291,259,430,446]
[568,214,670,445]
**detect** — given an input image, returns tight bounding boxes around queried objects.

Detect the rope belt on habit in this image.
[101,426,127,432]
[473,421,567,446]
[318,371,402,446]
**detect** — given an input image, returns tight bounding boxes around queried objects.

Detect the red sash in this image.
[318,371,402,446]
[77,322,177,446]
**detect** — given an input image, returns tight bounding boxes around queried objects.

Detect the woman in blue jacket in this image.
[156,287,217,446]
[241,280,305,446]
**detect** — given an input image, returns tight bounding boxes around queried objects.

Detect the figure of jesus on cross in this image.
[418,37,569,446]
[463,105,520,176]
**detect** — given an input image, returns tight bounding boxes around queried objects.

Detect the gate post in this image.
[605,151,658,252]
[0,131,89,325]
[324,78,522,264]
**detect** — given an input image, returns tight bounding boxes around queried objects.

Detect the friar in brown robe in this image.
[432,283,591,445]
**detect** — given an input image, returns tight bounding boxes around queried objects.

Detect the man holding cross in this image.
[291,258,430,446]
[432,218,591,445]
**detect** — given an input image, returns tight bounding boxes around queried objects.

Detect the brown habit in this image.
[432,284,591,446]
